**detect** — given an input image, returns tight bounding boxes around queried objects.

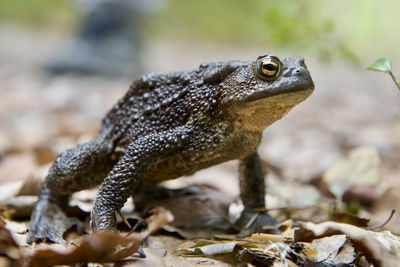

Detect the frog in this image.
[27,55,314,244]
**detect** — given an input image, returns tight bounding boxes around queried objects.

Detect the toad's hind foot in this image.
[27,199,85,245]
[236,211,279,237]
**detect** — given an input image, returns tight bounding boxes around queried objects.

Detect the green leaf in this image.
[367,57,392,72]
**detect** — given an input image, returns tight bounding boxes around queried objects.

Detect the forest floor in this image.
[0,25,400,266]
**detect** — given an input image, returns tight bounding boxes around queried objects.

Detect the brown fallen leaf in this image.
[175,220,323,265]
[334,241,356,265]
[131,207,175,240]
[176,231,289,266]
[294,221,400,267]
[135,185,232,233]
[331,211,370,227]
[240,233,285,244]
[193,242,237,256]
[272,259,300,267]
[123,247,232,267]
[236,242,294,266]
[30,232,140,267]
[30,206,174,266]
[308,234,355,264]
[0,216,25,266]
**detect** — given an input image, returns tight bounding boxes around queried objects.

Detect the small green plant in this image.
[367,58,400,91]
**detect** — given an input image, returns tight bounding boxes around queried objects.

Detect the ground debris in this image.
[1,25,400,267]
[0,216,26,266]
[295,221,400,266]
[29,207,173,266]
[30,232,141,266]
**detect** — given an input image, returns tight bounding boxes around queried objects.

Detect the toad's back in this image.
[101,64,227,149]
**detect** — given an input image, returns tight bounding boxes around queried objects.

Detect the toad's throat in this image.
[233,89,313,132]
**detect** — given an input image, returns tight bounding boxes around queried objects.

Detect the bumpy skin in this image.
[27,55,314,243]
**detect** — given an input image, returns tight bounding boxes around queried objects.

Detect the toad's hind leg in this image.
[27,185,82,245]
[236,152,278,236]
[27,133,116,244]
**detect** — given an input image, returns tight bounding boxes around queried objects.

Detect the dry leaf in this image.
[323,146,380,198]
[295,221,400,266]
[272,259,299,267]
[176,239,222,255]
[237,242,293,265]
[297,242,317,258]
[278,219,295,239]
[131,207,175,240]
[30,206,174,266]
[308,234,354,264]
[241,233,284,244]
[135,185,232,232]
[331,211,370,227]
[334,241,355,265]
[123,247,232,267]
[0,216,25,266]
[176,231,288,265]
[195,242,237,256]
[214,232,285,246]
[30,232,140,266]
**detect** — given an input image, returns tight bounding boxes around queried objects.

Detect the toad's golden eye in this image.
[255,57,281,80]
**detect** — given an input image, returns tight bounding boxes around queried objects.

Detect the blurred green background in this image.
[0,0,399,63]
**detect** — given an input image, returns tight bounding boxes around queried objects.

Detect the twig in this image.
[125,220,141,237]
[245,213,259,229]
[116,210,132,229]
[366,209,395,230]
[388,71,400,90]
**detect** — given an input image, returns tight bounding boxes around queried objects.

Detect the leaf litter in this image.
[29,207,173,266]
[0,26,400,266]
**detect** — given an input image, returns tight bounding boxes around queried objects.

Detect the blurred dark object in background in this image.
[47,0,164,78]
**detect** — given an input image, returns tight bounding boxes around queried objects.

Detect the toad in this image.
[27,55,314,243]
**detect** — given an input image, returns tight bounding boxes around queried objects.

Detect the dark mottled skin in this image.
[27,55,314,244]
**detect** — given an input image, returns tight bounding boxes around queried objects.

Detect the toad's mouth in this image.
[242,70,315,105]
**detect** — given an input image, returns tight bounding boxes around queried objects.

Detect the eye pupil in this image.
[263,63,277,71]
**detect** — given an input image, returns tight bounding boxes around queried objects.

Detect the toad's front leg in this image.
[91,127,192,232]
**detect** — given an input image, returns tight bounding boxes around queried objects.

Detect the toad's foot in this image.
[90,204,117,233]
[236,211,279,237]
[27,199,84,245]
